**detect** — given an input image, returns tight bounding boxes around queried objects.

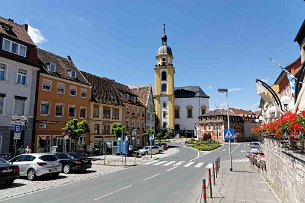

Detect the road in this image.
[3,142,250,203]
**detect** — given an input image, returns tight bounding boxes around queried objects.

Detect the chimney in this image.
[67,55,72,62]
[7,18,14,22]
[24,24,28,32]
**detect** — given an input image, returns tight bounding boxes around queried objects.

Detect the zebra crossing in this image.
[144,160,206,169]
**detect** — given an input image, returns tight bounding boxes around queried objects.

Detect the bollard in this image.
[215,159,218,178]
[213,163,216,185]
[202,179,207,203]
[208,168,213,199]
[218,157,220,169]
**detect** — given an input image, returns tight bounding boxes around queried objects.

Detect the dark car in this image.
[0,158,19,185]
[55,153,92,174]
[155,143,168,150]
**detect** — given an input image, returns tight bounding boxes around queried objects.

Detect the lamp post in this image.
[218,88,232,171]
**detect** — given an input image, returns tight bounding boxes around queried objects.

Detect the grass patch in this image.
[186,140,221,151]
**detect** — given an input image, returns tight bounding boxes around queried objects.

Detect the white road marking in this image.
[241,150,246,153]
[183,162,195,167]
[144,160,158,165]
[190,151,200,161]
[94,184,133,200]
[144,173,160,181]
[231,144,241,153]
[173,161,185,166]
[223,149,227,151]
[194,162,204,168]
[166,166,178,171]
[163,161,176,166]
[153,161,167,165]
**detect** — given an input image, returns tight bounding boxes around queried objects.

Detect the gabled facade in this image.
[81,71,124,148]
[34,49,91,153]
[0,17,39,153]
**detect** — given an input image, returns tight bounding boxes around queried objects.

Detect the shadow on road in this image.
[0,182,26,189]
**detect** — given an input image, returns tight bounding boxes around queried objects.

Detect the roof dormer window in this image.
[68,70,77,79]
[48,62,57,73]
[2,24,11,31]
[2,38,27,57]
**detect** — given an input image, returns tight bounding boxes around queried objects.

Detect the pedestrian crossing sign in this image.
[224,128,234,141]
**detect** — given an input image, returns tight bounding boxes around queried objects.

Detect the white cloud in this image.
[208,85,213,89]
[27,24,46,46]
[228,88,242,92]
[75,16,88,23]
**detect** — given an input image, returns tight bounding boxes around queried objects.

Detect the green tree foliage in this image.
[144,129,155,143]
[62,119,90,141]
[112,123,126,139]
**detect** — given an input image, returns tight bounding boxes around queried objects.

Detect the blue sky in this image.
[2,0,305,111]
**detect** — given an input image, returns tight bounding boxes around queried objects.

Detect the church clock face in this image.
[162,57,166,62]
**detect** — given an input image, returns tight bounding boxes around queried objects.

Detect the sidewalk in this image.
[208,159,280,203]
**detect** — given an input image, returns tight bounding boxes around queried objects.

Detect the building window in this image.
[142,110,144,117]
[175,124,180,131]
[161,71,167,81]
[0,63,6,81]
[57,83,65,94]
[201,106,206,115]
[103,125,111,134]
[40,101,50,116]
[162,122,167,128]
[103,107,110,118]
[94,124,100,134]
[163,111,167,118]
[163,102,166,108]
[14,96,26,116]
[126,120,129,128]
[68,106,76,118]
[2,38,27,57]
[0,94,5,114]
[16,68,27,85]
[187,107,193,118]
[42,79,52,91]
[68,70,77,79]
[48,62,57,73]
[70,86,77,96]
[132,120,135,128]
[80,107,87,119]
[81,88,87,98]
[137,121,140,129]
[137,109,140,115]
[161,84,167,92]
[55,104,64,117]
[175,109,180,118]
[126,107,129,114]
[112,108,119,120]
[132,108,135,115]
[142,122,144,129]
[93,105,99,118]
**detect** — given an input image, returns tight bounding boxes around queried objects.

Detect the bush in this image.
[192,142,221,151]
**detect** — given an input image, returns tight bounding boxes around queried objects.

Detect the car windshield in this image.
[39,155,58,161]
[0,158,8,164]
[68,153,82,159]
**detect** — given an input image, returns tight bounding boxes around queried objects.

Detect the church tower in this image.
[155,25,175,130]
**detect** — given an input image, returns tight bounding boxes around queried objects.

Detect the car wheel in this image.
[4,180,14,185]
[144,151,148,156]
[159,150,162,154]
[27,169,36,181]
[51,172,60,179]
[63,165,71,174]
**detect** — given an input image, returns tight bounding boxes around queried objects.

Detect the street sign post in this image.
[224,129,234,141]
[14,125,22,140]
[149,133,154,158]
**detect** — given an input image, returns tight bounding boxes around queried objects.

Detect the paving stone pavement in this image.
[207,159,280,203]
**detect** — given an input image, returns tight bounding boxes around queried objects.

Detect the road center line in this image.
[144,173,161,181]
[94,184,133,200]
[166,166,178,172]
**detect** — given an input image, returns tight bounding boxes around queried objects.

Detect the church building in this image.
[154,26,210,136]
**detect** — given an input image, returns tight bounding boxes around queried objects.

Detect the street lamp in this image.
[218,88,233,171]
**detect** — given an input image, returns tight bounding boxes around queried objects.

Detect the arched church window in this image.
[161,71,167,81]
[161,84,167,92]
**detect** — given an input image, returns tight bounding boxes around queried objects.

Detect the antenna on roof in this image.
[163,24,166,34]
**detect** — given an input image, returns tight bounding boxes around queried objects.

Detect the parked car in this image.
[55,153,92,174]
[155,143,168,150]
[138,146,163,156]
[10,153,61,181]
[0,158,19,185]
[249,143,261,154]
[250,142,260,148]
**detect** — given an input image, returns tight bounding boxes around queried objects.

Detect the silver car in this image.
[10,153,61,181]
[138,146,163,156]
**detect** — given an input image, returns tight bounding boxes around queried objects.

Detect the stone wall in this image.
[261,137,305,203]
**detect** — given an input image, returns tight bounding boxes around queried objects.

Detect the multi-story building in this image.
[198,109,244,142]
[81,71,124,148]
[34,49,91,153]
[174,86,209,137]
[0,17,39,153]
[131,85,155,131]
[113,82,146,147]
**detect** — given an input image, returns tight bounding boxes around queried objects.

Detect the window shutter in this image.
[14,99,25,115]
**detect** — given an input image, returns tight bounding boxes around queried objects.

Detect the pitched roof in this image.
[81,71,124,106]
[202,109,238,117]
[37,48,90,86]
[229,108,259,117]
[130,85,152,107]
[174,86,210,98]
[0,17,35,46]
[294,20,305,45]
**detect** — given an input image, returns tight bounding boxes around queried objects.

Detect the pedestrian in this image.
[25,146,32,153]
[17,145,24,155]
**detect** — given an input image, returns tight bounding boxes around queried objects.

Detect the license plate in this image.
[1,169,12,173]
[49,168,57,172]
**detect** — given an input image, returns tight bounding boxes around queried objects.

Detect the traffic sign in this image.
[224,129,234,141]
[14,125,23,140]
[149,133,154,141]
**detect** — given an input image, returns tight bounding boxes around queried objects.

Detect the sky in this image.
[2,0,305,111]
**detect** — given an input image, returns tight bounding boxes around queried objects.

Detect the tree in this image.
[112,123,126,139]
[166,127,174,139]
[62,119,90,151]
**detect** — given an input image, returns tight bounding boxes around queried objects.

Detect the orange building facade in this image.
[34,49,91,153]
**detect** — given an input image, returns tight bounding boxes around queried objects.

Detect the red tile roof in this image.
[0,16,35,45]
[131,86,152,107]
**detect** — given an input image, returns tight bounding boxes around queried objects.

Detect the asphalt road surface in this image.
[3,142,250,203]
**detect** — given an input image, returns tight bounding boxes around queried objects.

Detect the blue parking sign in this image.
[14,125,22,133]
